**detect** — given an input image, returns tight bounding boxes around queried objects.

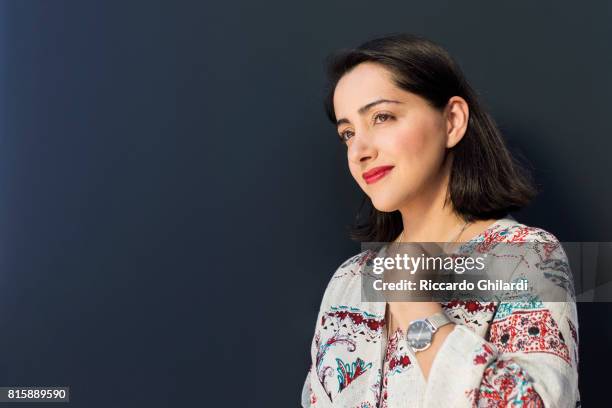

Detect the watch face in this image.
[406,320,433,350]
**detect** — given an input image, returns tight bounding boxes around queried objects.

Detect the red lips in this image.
[362,165,394,184]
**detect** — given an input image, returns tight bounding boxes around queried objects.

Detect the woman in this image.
[301,34,579,407]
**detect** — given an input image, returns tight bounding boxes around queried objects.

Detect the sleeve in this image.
[301,291,330,408]
[302,290,327,408]
[423,239,580,408]
[300,250,377,407]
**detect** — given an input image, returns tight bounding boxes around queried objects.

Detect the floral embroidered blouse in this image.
[301,217,580,407]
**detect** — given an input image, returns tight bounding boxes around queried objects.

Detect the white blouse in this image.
[301,217,580,407]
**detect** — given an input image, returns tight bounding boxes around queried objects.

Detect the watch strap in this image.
[426,312,451,332]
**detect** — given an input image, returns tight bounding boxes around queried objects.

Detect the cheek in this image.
[388,119,445,163]
[389,120,448,191]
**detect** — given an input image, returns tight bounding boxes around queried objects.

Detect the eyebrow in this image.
[336,99,403,128]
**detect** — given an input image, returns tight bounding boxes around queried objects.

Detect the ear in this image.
[444,96,469,149]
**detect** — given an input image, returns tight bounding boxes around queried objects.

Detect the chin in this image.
[369,196,401,213]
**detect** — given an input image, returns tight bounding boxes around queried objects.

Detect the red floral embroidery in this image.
[322,310,385,333]
[508,226,532,243]
[385,328,412,373]
[475,229,508,252]
[309,385,317,405]
[443,300,497,314]
[466,359,544,407]
[474,343,496,365]
[378,328,412,407]
[489,309,570,364]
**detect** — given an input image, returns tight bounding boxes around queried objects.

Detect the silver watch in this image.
[405,312,452,352]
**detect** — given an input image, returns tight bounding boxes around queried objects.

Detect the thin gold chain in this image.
[395,219,471,244]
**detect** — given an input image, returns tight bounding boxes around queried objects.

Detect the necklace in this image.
[395,219,471,245]
[446,220,471,243]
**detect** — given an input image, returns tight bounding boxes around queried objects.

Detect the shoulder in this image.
[462,218,567,267]
[485,217,563,245]
[333,248,379,278]
[494,219,575,300]
[469,218,566,262]
[477,218,568,266]
[316,248,380,310]
[499,219,568,264]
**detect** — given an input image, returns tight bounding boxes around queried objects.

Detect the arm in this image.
[423,241,580,407]
[424,301,578,407]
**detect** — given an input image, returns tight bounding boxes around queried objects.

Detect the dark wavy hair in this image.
[323,33,537,242]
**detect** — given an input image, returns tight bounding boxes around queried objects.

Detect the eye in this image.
[337,113,394,144]
[373,112,394,124]
[338,129,354,143]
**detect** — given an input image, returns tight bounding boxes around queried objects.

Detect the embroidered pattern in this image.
[314,331,354,401]
[442,300,497,328]
[385,328,412,375]
[474,343,497,365]
[534,245,574,295]
[380,373,389,408]
[308,380,317,405]
[322,305,386,342]
[375,327,413,408]
[494,301,544,320]
[370,369,383,407]
[336,357,373,392]
[335,250,379,279]
[473,227,513,253]
[315,305,385,401]
[444,300,497,314]
[489,309,570,364]
[567,318,579,366]
[466,359,545,407]
[508,226,532,243]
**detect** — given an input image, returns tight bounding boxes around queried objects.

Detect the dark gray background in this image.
[0,1,610,407]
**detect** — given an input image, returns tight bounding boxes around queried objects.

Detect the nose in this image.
[347,130,377,165]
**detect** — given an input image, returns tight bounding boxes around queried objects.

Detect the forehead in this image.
[333,62,402,115]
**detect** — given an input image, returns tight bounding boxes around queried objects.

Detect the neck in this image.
[396,159,466,242]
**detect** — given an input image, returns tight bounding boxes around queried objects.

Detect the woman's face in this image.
[333,62,451,213]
